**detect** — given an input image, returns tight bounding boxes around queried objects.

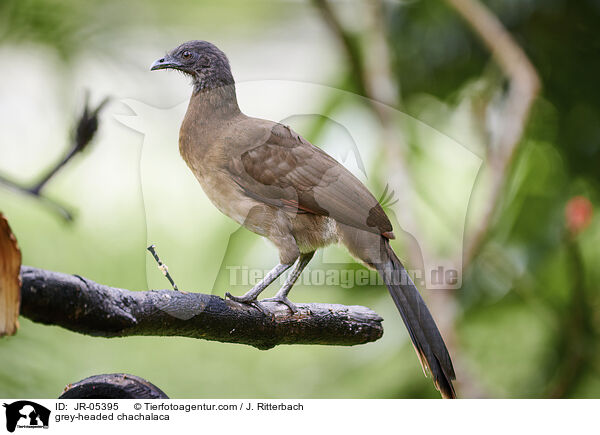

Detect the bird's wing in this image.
[228,121,394,238]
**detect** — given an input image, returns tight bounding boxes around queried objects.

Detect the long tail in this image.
[375,239,456,398]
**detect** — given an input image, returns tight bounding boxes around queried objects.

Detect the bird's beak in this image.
[150,55,182,71]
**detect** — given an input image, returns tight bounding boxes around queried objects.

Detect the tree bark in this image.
[19,266,384,350]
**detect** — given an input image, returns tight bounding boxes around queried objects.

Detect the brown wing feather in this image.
[229,122,394,238]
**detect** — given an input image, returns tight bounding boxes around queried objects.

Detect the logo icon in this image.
[3,401,50,432]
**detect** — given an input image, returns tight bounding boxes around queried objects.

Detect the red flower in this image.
[565,196,593,236]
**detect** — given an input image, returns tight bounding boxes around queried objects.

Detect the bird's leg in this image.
[226,262,292,304]
[261,252,315,313]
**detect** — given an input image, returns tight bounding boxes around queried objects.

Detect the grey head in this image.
[150,40,234,92]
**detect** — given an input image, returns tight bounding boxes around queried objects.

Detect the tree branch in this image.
[431,0,541,398]
[19,266,384,350]
[59,374,169,399]
[445,0,541,267]
[312,0,369,98]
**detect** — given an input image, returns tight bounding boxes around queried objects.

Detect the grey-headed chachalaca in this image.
[151,40,456,398]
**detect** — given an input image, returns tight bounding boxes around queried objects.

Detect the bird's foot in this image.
[260,296,298,314]
[225,292,273,318]
[225,291,256,304]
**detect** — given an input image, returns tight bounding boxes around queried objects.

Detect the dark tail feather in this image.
[376,239,456,399]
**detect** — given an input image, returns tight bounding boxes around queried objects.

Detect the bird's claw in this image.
[225,292,273,318]
[261,296,298,314]
[225,291,254,303]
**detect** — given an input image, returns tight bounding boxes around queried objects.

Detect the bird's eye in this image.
[182,51,191,59]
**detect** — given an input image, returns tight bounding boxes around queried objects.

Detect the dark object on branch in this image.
[19,266,383,350]
[59,373,169,399]
[0,92,109,221]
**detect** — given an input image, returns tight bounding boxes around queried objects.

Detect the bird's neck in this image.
[190,83,241,119]
[180,83,241,161]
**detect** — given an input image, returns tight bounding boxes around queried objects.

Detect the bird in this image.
[151,40,456,398]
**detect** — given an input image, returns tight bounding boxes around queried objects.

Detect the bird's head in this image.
[150,40,234,92]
